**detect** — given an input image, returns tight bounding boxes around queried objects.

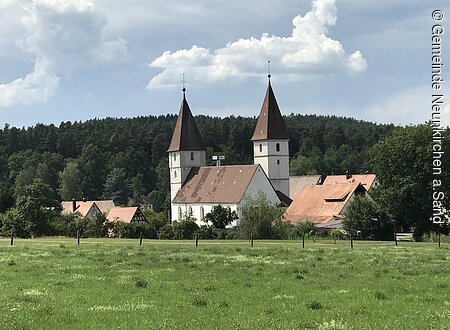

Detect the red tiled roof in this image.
[107,207,146,223]
[61,201,99,218]
[283,182,366,225]
[323,174,376,189]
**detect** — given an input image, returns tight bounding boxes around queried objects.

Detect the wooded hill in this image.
[0,114,395,212]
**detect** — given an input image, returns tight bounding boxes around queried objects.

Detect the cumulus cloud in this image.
[147,0,366,89]
[0,0,127,107]
[362,85,430,125]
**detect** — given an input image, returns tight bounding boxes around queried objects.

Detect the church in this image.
[168,77,292,226]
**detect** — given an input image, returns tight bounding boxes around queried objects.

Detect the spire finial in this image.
[181,73,187,94]
[267,60,271,80]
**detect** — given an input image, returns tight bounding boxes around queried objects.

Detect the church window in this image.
[174,170,177,178]
[227,206,231,213]
[200,206,205,220]
[178,207,182,220]
[259,144,262,152]
[174,154,177,161]
[277,159,280,165]
[189,206,193,216]
[190,152,194,161]
[276,143,280,152]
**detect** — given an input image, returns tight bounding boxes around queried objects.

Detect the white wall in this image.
[169,150,206,200]
[253,139,289,196]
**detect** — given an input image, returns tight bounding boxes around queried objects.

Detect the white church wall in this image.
[171,203,239,227]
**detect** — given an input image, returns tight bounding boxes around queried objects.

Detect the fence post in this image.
[195,234,198,247]
[438,230,441,248]
[394,226,398,246]
[350,234,353,250]
[139,231,143,246]
[10,229,14,246]
[302,233,305,249]
[250,233,254,248]
[77,230,80,245]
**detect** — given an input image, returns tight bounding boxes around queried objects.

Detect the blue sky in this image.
[0,0,449,127]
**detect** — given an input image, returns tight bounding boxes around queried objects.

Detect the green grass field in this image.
[0,238,449,329]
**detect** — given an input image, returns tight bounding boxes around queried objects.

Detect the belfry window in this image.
[277,159,280,165]
[276,143,280,152]
[259,144,262,152]
[190,152,194,161]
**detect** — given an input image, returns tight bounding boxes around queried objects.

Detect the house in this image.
[168,78,291,226]
[322,173,378,190]
[93,200,116,214]
[61,200,102,221]
[289,175,322,200]
[283,182,368,231]
[106,207,148,223]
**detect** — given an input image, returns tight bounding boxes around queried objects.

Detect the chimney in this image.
[72,198,77,212]
[345,171,351,180]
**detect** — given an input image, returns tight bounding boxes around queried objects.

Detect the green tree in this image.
[58,161,83,200]
[204,205,238,229]
[239,192,284,239]
[16,178,60,237]
[370,125,438,239]
[103,168,132,205]
[342,196,393,240]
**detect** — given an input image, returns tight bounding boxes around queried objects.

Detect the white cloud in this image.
[0,0,127,107]
[362,85,430,125]
[147,0,366,89]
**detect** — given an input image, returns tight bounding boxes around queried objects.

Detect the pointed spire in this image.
[168,88,205,152]
[251,78,289,141]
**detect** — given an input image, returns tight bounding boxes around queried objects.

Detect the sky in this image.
[0,0,449,128]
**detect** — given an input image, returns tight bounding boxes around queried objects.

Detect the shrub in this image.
[307,299,322,310]
[158,224,175,239]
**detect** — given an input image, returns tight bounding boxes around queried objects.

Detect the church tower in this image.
[251,77,290,197]
[168,88,206,201]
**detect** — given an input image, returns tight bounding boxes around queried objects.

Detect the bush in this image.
[110,221,156,239]
[158,224,175,239]
[173,220,199,239]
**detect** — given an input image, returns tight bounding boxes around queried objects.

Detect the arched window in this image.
[200,206,204,220]
[277,159,280,165]
[174,170,177,178]
[190,152,194,161]
[178,207,182,220]
[188,206,193,216]
[174,153,177,161]
[259,144,262,152]
[276,143,280,152]
[227,206,231,213]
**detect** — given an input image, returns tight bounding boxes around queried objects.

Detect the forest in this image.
[0,113,394,214]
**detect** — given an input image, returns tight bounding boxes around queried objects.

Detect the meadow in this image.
[0,238,449,329]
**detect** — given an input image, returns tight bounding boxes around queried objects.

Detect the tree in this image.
[204,205,238,229]
[370,125,445,239]
[58,161,83,200]
[103,168,132,205]
[342,196,393,240]
[15,178,60,237]
[239,192,284,239]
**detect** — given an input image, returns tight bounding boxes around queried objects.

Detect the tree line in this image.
[0,113,394,215]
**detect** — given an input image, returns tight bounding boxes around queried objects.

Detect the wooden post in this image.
[394,225,398,246]
[438,230,441,248]
[250,233,254,248]
[77,230,80,245]
[139,231,143,246]
[302,233,305,249]
[350,234,353,250]
[195,234,198,247]
[10,229,14,246]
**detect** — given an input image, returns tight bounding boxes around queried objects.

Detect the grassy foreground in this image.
[0,238,449,329]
